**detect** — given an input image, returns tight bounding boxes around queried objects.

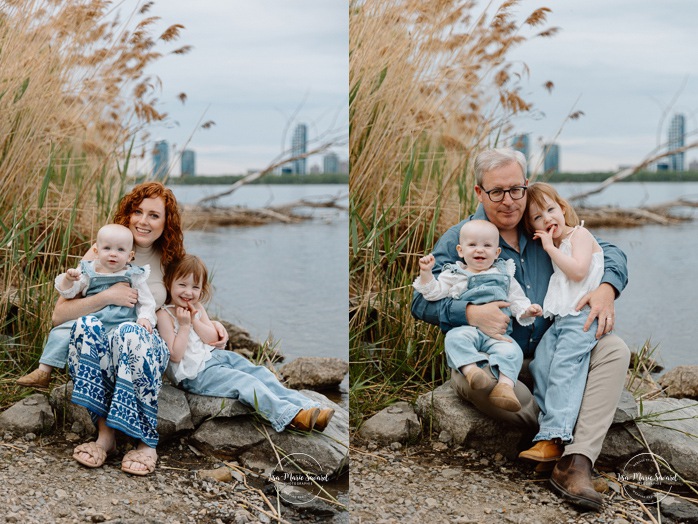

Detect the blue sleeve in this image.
[410,218,472,332]
[595,236,628,297]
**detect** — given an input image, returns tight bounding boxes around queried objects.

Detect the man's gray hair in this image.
[474,148,527,186]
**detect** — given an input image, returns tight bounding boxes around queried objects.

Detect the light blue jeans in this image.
[530,310,599,443]
[39,320,75,368]
[179,350,319,432]
[445,326,523,384]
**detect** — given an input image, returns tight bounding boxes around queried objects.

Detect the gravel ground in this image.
[0,431,348,524]
[350,442,672,524]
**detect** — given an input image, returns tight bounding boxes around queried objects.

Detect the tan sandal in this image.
[121,449,157,476]
[73,442,112,468]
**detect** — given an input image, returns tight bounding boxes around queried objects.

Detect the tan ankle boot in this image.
[488,382,521,412]
[16,369,51,389]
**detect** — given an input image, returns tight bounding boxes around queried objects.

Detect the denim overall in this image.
[39,261,141,368]
[444,259,523,383]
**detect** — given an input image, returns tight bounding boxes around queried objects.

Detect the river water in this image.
[169,184,349,390]
[556,181,698,373]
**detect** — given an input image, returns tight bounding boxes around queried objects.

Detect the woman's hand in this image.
[101,282,138,308]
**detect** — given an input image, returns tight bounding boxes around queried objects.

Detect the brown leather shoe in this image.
[289,408,320,431]
[550,454,603,512]
[488,382,521,412]
[313,408,335,431]
[518,438,564,462]
[16,369,52,389]
[464,367,495,390]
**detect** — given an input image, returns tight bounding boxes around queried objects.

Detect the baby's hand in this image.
[175,306,192,327]
[65,268,82,281]
[137,318,153,333]
[524,303,543,318]
[419,254,436,272]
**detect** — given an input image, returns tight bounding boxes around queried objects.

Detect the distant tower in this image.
[543,143,560,174]
[291,123,307,175]
[323,152,339,174]
[181,149,196,177]
[668,114,685,172]
[152,140,169,180]
[511,134,530,165]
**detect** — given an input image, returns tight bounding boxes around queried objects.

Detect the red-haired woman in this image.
[20,182,227,475]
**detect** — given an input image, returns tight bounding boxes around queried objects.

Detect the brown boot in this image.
[289,408,320,431]
[464,367,495,390]
[550,454,603,512]
[313,408,335,432]
[16,369,52,389]
[488,382,521,412]
[518,438,564,462]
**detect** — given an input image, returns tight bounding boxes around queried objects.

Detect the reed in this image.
[0,0,185,405]
[349,0,555,427]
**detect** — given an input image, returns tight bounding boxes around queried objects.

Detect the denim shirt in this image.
[411,205,629,357]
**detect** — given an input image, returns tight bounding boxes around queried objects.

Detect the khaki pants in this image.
[450,334,630,463]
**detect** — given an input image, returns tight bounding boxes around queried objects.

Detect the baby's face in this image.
[95,233,134,272]
[456,223,500,272]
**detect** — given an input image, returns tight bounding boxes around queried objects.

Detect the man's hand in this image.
[576,282,616,338]
[466,301,511,339]
[101,282,138,308]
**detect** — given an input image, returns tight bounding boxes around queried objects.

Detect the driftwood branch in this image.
[577,197,698,228]
[568,140,698,202]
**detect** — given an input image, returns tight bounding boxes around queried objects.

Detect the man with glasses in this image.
[411,147,629,512]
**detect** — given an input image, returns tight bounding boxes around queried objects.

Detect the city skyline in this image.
[508,1,697,173]
[133,0,348,176]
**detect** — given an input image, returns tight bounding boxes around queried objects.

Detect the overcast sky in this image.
[508,1,697,172]
[132,0,348,176]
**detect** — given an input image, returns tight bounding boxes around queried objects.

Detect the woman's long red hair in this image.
[112,182,185,270]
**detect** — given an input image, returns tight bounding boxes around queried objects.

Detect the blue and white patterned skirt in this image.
[68,316,169,448]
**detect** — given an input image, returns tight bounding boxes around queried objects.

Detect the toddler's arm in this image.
[535,226,595,282]
[156,308,189,363]
[191,304,220,345]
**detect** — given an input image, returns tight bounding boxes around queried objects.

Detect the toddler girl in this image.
[518,183,605,462]
[156,255,334,432]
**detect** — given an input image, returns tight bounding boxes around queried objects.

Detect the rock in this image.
[414,383,524,459]
[613,389,638,424]
[185,392,251,426]
[279,357,348,390]
[599,398,698,480]
[156,384,194,439]
[217,320,262,355]
[0,394,54,435]
[48,382,96,436]
[357,401,420,445]
[191,417,266,458]
[660,495,698,523]
[629,351,664,372]
[658,365,698,399]
[197,467,233,483]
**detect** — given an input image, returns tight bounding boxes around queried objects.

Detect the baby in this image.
[414,220,542,411]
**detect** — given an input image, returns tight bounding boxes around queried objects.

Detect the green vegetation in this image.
[0,1,184,407]
[139,173,349,186]
[349,0,555,429]
[542,171,698,183]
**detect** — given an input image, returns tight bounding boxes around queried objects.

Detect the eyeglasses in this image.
[480,185,527,202]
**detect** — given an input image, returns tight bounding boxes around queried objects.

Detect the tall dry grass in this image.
[349,0,556,426]
[0,0,186,400]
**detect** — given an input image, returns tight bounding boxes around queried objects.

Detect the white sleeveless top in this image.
[161,305,213,384]
[543,226,604,318]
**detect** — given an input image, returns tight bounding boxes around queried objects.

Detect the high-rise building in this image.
[152,140,169,180]
[511,134,530,165]
[181,149,196,177]
[668,114,685,172]
[291,123,307,175]
[323,152,339,174]
[543,143,559,174]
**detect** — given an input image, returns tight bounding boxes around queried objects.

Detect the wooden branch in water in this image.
[577,197,698,228]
